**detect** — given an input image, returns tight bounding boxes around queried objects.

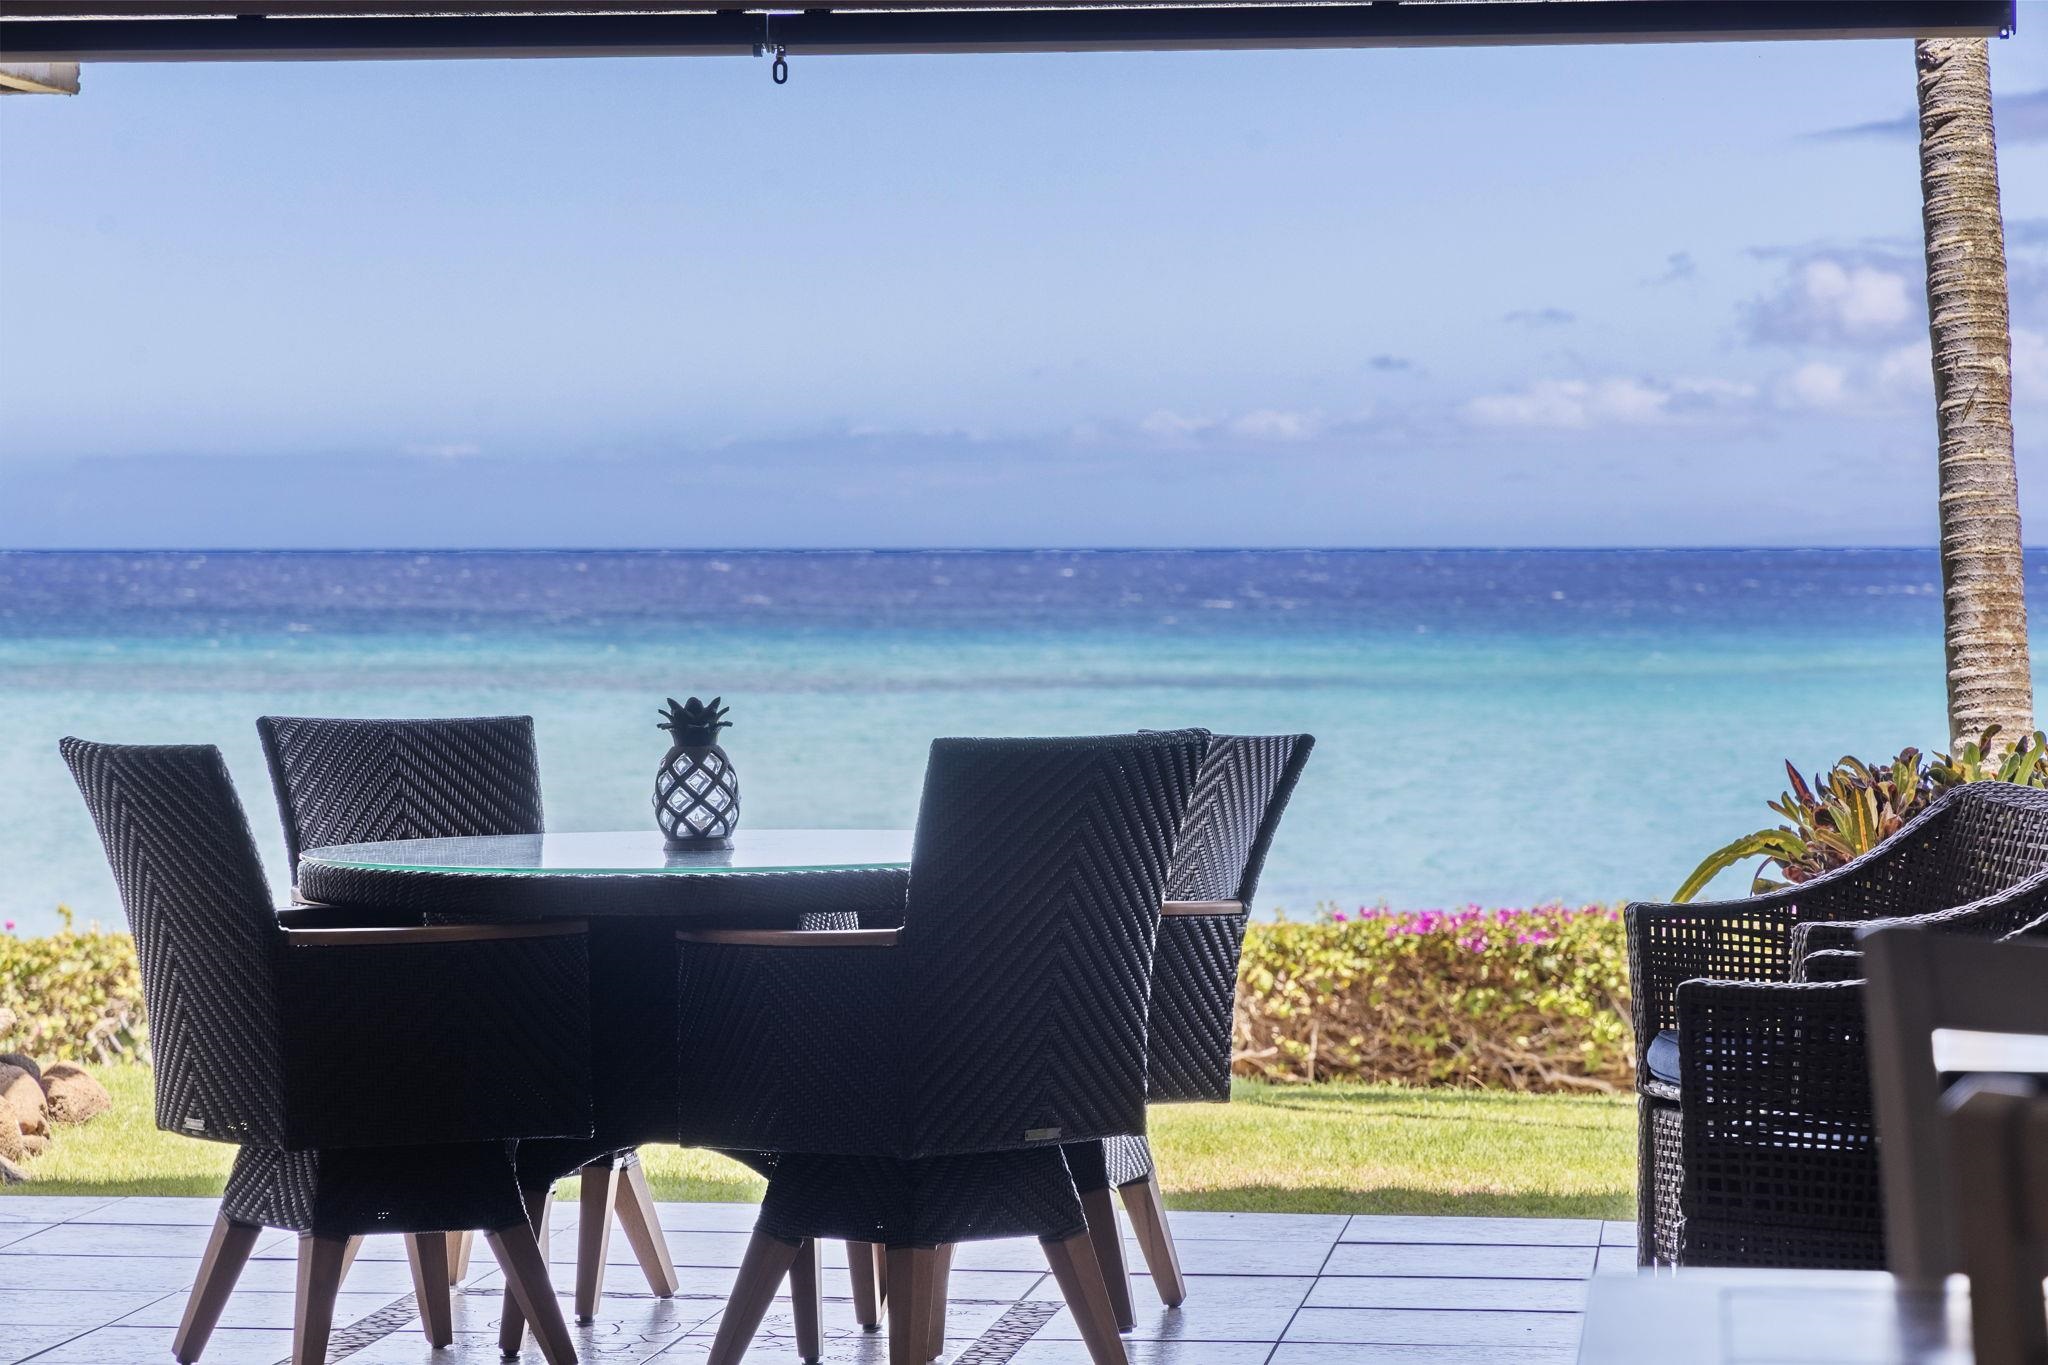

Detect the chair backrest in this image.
[60,738,288,1147]
[1863,925,2048,1279]
[257,714,544,876]
[1149,732,1315,1102]
[1165,733,1315,904]
[1880,782,2048,915]
[900,732,1202,1158]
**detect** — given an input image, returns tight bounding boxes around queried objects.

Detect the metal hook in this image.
[771,45,788,84]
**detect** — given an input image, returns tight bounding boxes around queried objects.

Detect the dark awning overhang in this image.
[0,2,2019,65]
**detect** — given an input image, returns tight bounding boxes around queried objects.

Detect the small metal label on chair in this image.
[1023,1126,1061,1141]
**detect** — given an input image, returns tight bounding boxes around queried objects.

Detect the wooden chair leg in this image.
[172,1213,261,1364]
[576,1159,621,1323]
[875,1239,890,1308]
[1116,1175,1186,1308]
[1081,1188,1135,1331]
[488,1218,578,1365]
[449,1228,474,1283]
[847,1239,882,1331]
[405,1232,454,1348]
[292,1233,351,1365]
[705,1229,803,1365]
[613,1151,679,1298]
[499,1184,555,1358]
[885,1246,936,1365]
[790,1238,824,1364]
[925,1243,953,1361]
[336,1234,362,1290]
[1043,1231,1130,1365]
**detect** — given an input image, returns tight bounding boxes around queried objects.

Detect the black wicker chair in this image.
[1067,731,1313,1328]
[1627,781,2048,1269]
[674,732,1204,1365]
[256,713,683,1347]
[62,737,591,1365]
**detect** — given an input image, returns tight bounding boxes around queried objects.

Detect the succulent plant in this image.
[1673,726,2048,901]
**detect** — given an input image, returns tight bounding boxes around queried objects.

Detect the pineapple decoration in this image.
[653,696,741,850]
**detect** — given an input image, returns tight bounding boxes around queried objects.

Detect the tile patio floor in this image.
[0,1197,1638,1365]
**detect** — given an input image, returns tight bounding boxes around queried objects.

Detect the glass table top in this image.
[300,829,913,876]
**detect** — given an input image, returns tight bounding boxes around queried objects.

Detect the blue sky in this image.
[6,24,2048,547]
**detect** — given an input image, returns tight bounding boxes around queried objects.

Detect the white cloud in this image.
[1783,361,1851,409]
[1465,376,1754,430]
[1745,254,1919,347]
[1227,409,1324,441]
[401,441,481,459]
[1138,407,1326,443]
[1139,410,1216,440]
[1803,332,2048,410]
[1876,341,1934,397]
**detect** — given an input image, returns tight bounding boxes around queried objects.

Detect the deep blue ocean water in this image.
[2,548,2031,936]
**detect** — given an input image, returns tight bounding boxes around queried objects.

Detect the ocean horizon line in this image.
[0,545,2010,557]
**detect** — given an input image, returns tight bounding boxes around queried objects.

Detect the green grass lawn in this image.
[4,1063,1635,1219]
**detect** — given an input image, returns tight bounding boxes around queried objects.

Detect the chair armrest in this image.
[1149,906,1248,1103]
[1793,873,2048,960]
[274,903,423,931]
[1627,899,1800,1063]
[1797,949,1865,983]
[1161,900,1244,917]
[675,927,902,948]
[278,922,592,1151]
[675,930,901,1154]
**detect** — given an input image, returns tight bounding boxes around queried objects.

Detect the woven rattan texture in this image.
[1147,912,1246,1106]
[1798,949,1867,983]
[1064,1135,1154,1193]
[1791,873,2048,958]
[280,930,590,1150]
[675,937,900,1156]
[62,738,290,1147]
[64,737,591,1248]
[1163,734,1316,907]
[1147,733,1313,1104]
[677,731,1200,1269]
[1640,1098,1684,1266]
[1677,979,1882,1268]
[901,733,1201,1157]
[1628,783,2048,1053]
[518,918,687,1188]
[222,1141,529,1238]
[1627,782,2048,1269]
[756,1148,1089,1247]
[257,714,545,877]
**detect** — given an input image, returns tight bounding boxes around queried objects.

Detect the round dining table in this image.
[297,827,914,922]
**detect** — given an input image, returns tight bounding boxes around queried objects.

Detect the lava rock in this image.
[42,1063,111,1126]
[0,1065,46,1137]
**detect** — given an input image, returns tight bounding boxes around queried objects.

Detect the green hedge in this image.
[1235,905,1632,1092]
[0,909,147,1065]
[1,903,1633,1091]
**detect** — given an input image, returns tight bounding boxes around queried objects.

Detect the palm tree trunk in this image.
[1917,37,2032,753]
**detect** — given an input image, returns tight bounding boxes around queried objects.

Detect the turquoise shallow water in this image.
[0,548,2028,935]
